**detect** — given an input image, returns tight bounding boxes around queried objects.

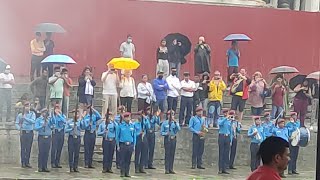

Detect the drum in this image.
[298,127,310,147]
[290,129,300,146]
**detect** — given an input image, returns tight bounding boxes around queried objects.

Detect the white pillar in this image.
[305,0,320,12]
[270,0,278,8]
[293,0,301,10]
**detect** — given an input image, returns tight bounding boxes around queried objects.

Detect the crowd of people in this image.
[0,32,318,179]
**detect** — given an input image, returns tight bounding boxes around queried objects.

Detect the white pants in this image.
[156,59,169,78]
[102,94,117,116]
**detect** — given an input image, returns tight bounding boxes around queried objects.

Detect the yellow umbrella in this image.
[107,57,140,70]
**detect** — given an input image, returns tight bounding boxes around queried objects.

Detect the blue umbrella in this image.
[41,55,76,64]
[224,34,252,41]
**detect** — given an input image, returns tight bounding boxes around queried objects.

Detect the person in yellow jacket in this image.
[207,71,227,127]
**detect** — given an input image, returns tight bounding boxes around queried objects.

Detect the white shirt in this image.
[119,77,137,98]
[137,82,155,103]
[166,75,181,97]
[120,42,135,58]
[101,72,117,95]
[180,79,196,97]
[0,73,14,89]
[85,79,94,95]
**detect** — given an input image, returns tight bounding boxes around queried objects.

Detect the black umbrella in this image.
[0,57,7,72]
[164,33,191,57]
[289,74,317,90]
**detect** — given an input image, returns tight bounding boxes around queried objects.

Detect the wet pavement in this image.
[0,164,315,179]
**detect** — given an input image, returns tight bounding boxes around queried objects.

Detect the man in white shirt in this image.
[179,72,196,126]
[48,66,64,110]
[120,35,135,59]
[166,68,181,112]
[101,64,119,116]
[0,65,15,122]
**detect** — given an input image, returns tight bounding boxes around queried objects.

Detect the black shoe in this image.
[88,165,95,169]
[125,174,131,177]
[165,171,170,174]
[229,166,237,170]
[197,166,205,169]
[107,169,113,173]
[70,168,74,172]
[191,165,196,169]
[43,168,50,172]
[292,171,299,175]
[51,164,57,168]
[102,169,107,173]
[139,169,146,173]
[25,164,32,168]
[148,166,156,169]
[38,168,43,172]
[169,171,176,174]
[222,171,230,174]
[73,168,79,173]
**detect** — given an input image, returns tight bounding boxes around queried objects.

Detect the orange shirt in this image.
[247,165,281,180]
[30,39,46,56]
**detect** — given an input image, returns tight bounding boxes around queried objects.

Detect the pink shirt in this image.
[248,80,265,108]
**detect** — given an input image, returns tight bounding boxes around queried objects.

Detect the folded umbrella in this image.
[289,74,317,90]
[107,58,140,70]
[307,71,320,81]
[269,66,299,74]
[224,34,252,41]
[41,55,76,64]
[164,33,192,57]
[34,23,66,33]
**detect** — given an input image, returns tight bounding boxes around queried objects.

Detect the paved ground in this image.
[0,164,315,179]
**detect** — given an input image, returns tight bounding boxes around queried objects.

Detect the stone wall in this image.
[0,128,316,170]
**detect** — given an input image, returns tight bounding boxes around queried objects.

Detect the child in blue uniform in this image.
[218,109,232,174]
[286,112,300,175]
[145,107,160,169]
[248,116,264,172]
[229,112,241,169]
[262,112,274,138]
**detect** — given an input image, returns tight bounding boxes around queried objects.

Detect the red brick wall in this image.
[0,0,319,80]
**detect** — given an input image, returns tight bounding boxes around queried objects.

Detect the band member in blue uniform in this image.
[161,110,181,174]
[115,105,125,169]
[98,111,117,173]
[248,116,264,172]
[65,109,84,173]
[50,104,66,168]
[218,109,231,174]
[189,106,207,169]
[116,112,136,178]
[15,102,36,168]
[134,111,151,173]
[34,108,52,172]
[229,111,241,170]
[83,105,102,168]
[145,107,160,169]
[262,112,274,138]
[286,112,300,175]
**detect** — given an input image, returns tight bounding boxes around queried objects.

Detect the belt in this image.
[120,142,132,145]
[219,134,229,137]
[170,135,176,140]
[40,135,50,139]
[104,137,115,141]
[21,130,33,134]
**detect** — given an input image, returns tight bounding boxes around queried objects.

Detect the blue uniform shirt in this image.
[218,117,231,135]
[262,120,274,137]
[272,127,289,142]
[116,122,136,146]
[160,120,181,136]
[286,121,300,137]
[15,111,36,131]
[114,115,121,124]
[34,116,53,136]
[65,119,84,136]
[97,121,117,139]
[149,115,160,131]
[189,115,207,134]
[83,110,102,132]
[230,120,241,141]
[248,124,265,144]
[134,117,151,136]
[51,113,67,130]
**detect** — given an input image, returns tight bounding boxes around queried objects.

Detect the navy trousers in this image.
[167,96,178,112]
[20,131,34,166]
[164,136,176,172]
[68,135,81,169]
[135,134,148,170]
[218,134,230,171]
[116,145,121,167]
[250,143,261,172]
[84,131,96,166]
[288,144,299,172]
[146,131,156,167]
[51,130,64,166]
[120,143,134,176]
[229,138,238,168]
[192,134,205,167]
[38,135,51,170]
[102,138,116,170]
[179,96,193,125]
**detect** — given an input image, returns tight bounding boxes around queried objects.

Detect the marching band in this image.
[15,100,308,178]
